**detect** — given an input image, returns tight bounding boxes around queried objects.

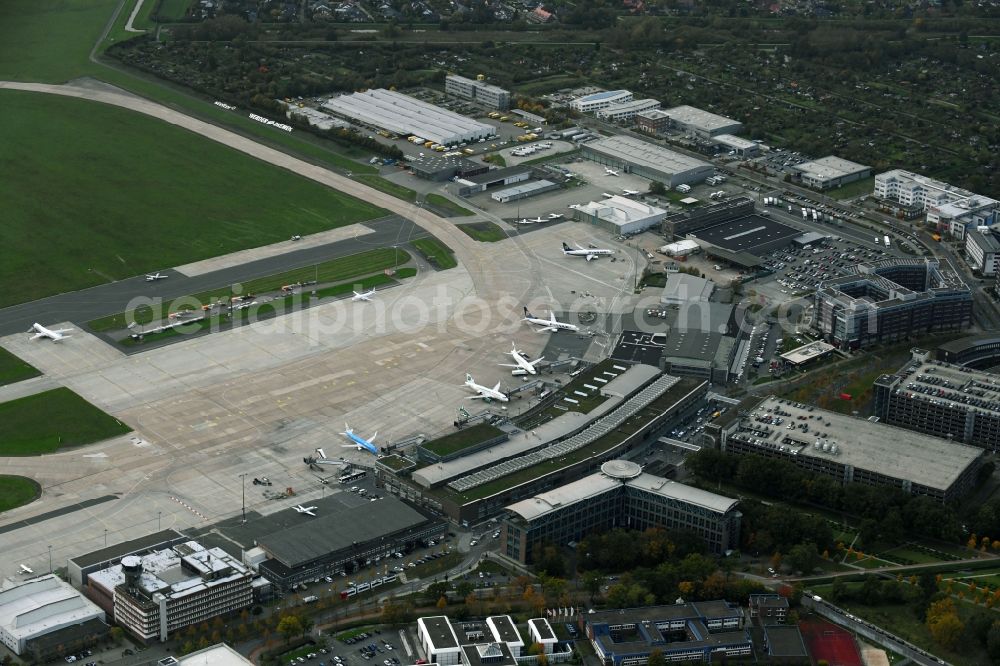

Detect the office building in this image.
[814,258,973,350]
[595,99,661,123]
[160,643,254,665]
[418,616,463,666]
[323,89,495,147]
[527,618,558,653]
[582,135,713,187]
[716,395,985,503]
[928,196,1000,239]
[87,541,252,643]
[445,74,511,111]
[874,169,977,210]
[748,595,789,624]
[574,195,667,235]
[965,227,1000,276]
[0,575,107,660]
[585,602,751,665]
[569,90,634,114]
[791,156,872,191]
[873,348,1000,453]
[503,460,741,563]
[659,105,743,138]
[485,615,523,657]
[938,334,1000,368]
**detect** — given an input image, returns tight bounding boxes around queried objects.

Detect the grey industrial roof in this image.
[257,497,433,568]
[493,180,557,198]
[611,331,667,366]
[713,134,756,149]
[627,473,740,514]
[69,529,187,569]
[663,105,741,132]
[586,135,712,176]
[764,626,808,656]
[968,228,1000,253]
[487,616,523,644]
[575,89,631,103]
[420,616,460,650]
[938,334,1000,355]
[794,155,871,181]
[740,396,984,491]
[588,601,741,628]
[465,166,532,184]
[662,274,715,302]
[0,575,105,644]
[528,618,555,641]
[689,215,801,253]
[664,331,728,364]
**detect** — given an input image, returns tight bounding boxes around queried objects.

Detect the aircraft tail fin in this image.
[561,242,572,252]
[465,373,474,384]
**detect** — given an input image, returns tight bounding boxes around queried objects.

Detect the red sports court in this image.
[800,618,863,666]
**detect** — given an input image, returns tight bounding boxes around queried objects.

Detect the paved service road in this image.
[0,215,427,336]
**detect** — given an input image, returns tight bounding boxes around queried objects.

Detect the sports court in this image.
[800,619,863,666]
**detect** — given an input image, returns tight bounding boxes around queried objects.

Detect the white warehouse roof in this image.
[322,89,495,146]
[587,135,712,177]
[577,195,667,230]
[663,105,741,133]
[0,575,105,653]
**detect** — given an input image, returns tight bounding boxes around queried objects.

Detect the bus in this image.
[339,470,367,484]
[884,235,891,248]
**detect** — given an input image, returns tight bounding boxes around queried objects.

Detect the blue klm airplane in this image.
[341,423,378,455]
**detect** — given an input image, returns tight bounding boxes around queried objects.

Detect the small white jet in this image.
[530,216,545,224]
[464,373,509,402]
[604,168,619,176]
[500,343,543,375]
[293,505,318,516]
[622,189,640,196]
[561,242,614,261]
[522,307,579,333]
[145,272,167,281]
[29,323,72,342]
[352,289,376,302]
[601,192,615,198]
[19,564,33,575]
[547,213,564,220]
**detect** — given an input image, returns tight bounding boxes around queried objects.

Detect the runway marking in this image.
[416,342,430,350]
[270,370,356,397]
[83,452,109,458]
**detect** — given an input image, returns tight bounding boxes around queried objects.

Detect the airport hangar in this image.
[322,88,495,146]
[581,135,714,187]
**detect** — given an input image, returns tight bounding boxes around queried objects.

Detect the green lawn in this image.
[356,174,418,202]
[421,423,505,458]
[827,176,876,200]
[0,388,131,455]
[89,248,410,332]
[0,348,41,387]
[0,90,385,308]
[0,475,41,513]
[412,238,458,270]
[457,222,507,243]
[426,194,474,217]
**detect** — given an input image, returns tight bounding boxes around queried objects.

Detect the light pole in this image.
[48,545,52,574]
[239,473,247,524]
[104,529,108,547]
[157,511,162,531]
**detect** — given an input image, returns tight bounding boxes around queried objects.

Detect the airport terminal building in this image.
[503,460,741,563]
[874,348,1000,452]
[713,395,985,503]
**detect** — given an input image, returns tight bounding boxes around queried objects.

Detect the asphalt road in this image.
[0,215,427,336]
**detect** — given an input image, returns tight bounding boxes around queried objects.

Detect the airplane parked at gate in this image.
[352,289,376,302]
[499,343,543,375]
[561,242,614,261]
[464,374,509,402]
[341,424,378,455]
[145,272,168,281]
[294,505,317,516]
[522,307,580,333]
[604,168,619,176]
[29,323,72,342]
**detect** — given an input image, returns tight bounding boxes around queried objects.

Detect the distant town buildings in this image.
[445,74,511,111]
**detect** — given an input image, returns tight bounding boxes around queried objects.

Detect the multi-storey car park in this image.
[874,348,1000,453]
[322,88,495,147]
[502,460,741,564]
[813,258,973,350]
[710,395,985,503]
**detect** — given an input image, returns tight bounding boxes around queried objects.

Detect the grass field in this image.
[0,475,41,513]
[89,248,410,331]
[457,222,507,242]
[412,238,458,270]
[0,90,385,307]
[356,174,418,202]
[421,423,505,458]
[425,194,474,217]
[0,348,41,387]
[0,388,132,456]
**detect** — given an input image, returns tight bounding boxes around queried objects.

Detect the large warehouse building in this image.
[0,575,107,660]
[715,395,985,503]
[792,156,872,191]
[582,135,713,187]
[322,89,495,146]
[574,194,667,234]
[503,460,741,563]
[686,214,802,266]
[814,258,973,350]
[874,348,1000,452]
[660,105,743,138]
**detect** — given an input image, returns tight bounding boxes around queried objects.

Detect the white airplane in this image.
[516,218,544,226]
[604,168,619,176]
[29,323,72,342]
[547,213,564,220]
[530,216,545,224]
[19,564,33,575]
[352,288,376,302]
[341,424,378,455]
[293,505,318,516]
[145,272,167,281]
[568,204,581,209]
[464,373,509,402]
[561,242,614,261]
[499,343,543,375]
[622,189,639,196]
[522,307,579,333]
[601,192,615,198]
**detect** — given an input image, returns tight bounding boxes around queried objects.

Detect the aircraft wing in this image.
[492,381,502,392]
[586,254,598,261]
[498,363,521,368]
[29,332,45,340]
[529,357,545,366]
[52,329,73,334]
[536,327,558,333]
[465,394,490,400]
